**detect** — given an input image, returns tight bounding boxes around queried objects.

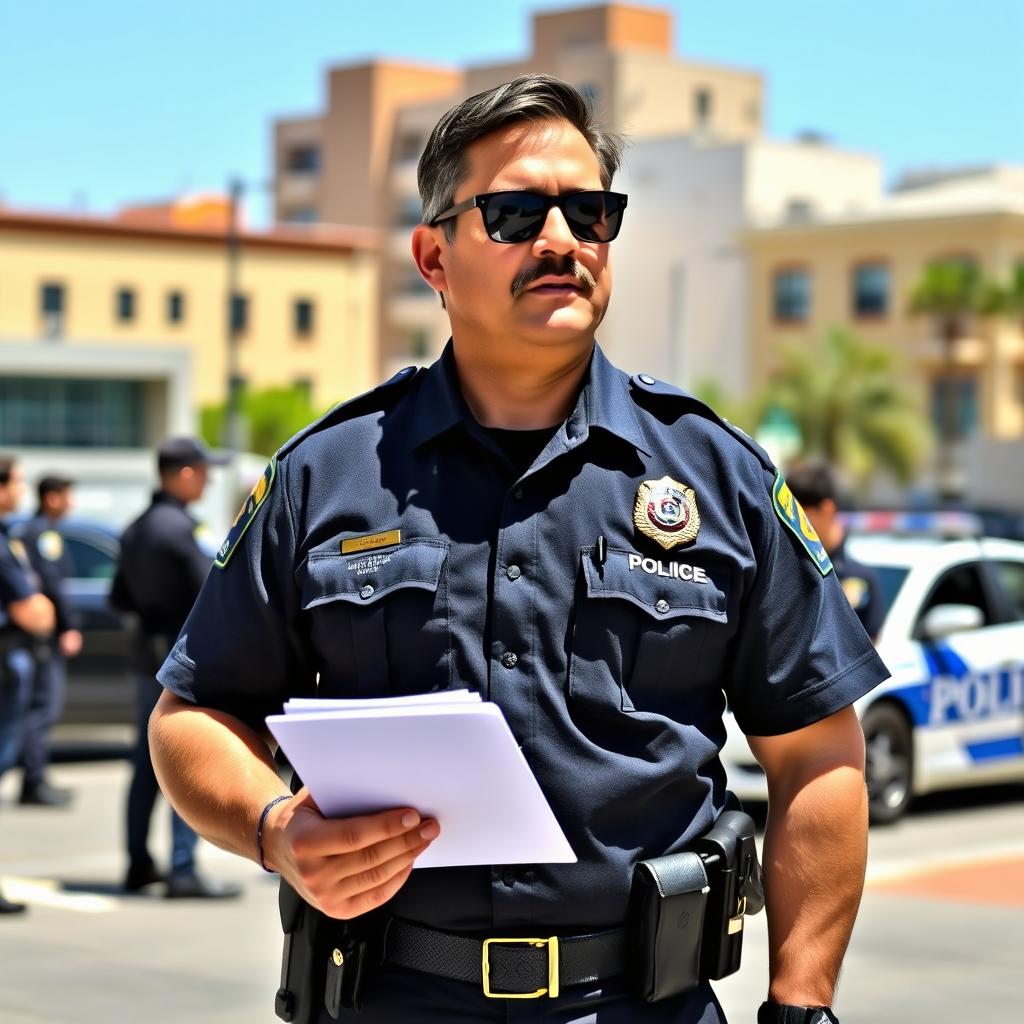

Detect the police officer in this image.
[0,455,56,914]
[111,438,240,899]
[149,77,887,1023]
[785,461,885,642]
[17,475,83,806]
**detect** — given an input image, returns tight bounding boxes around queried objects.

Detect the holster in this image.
[274,880,388,1022]
[628,808,764,1003]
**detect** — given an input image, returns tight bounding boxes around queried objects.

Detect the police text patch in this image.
[771,470,833,576]
[214,458,276,569]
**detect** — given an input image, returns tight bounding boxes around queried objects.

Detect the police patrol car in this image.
[722,514,1024,824]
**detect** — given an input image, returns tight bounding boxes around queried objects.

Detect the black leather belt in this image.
[383,918,627,998]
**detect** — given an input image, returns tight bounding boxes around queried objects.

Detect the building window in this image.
[294,298,315,338]
[852,263,890,318]
[167,290,185,324]
[931,374,979,441]
[694,88,713,127]
[0,377,145,447]
[772,268,811,323]
[116,288,136,323]
[410,328,431,359]
[229,293,249,334]
[40,282,66,338]
[283,207,319,224]
[286,144,320,174]
[395,195,422,228]
[394,131,425,163]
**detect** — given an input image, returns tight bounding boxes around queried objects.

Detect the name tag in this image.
[341,529,402,555]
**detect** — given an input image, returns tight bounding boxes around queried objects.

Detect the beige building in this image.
[0,198,379,414]
[271,2,765,373]
[0,199,378,528]
[744,166,1024,501]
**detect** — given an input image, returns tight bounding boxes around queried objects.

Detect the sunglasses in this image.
[429,190,628,244]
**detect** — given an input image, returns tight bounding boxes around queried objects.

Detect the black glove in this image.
[757,1000,839,1024]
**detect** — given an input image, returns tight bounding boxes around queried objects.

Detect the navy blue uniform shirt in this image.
[831,538,885,640]
[1,522,39,643]
[21,514,79,636]
[159,342,888,932]
[111,491,212,638]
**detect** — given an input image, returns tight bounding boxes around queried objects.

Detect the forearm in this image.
[762,763,868,1005]
[149,691,290,863]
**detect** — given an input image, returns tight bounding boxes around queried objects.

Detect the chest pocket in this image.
[300,538,451,697]
[569,547,729,716]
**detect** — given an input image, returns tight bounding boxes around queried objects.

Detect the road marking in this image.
[2,877,118,914]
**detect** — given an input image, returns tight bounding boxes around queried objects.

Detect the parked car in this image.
[10,518,134,725]
[721,530,1024,823]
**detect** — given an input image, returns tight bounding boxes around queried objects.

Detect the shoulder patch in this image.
[771,470,833,576]
[214,458,276,569]
[278,366,421,459]
[37,530,64,561]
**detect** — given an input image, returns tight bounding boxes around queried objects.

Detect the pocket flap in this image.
[302,538,447,610]
[580,547,727,623]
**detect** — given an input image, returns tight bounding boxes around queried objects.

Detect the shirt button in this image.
[655,599,670,614]
[506,564,522,581]
[360,584,375,600]
[501,869,516,887]
[638,373,657,385]
[501,651,518,669]
[513,487,523,500]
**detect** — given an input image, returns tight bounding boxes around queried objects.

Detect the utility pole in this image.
[224,176,245,458]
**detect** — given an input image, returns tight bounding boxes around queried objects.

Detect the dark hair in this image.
[418,74,624,243]
[785,460,838,508]
[38,475,73,504]
[0,455,15,487]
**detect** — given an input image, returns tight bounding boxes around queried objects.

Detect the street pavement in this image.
[1,760,1022,1022]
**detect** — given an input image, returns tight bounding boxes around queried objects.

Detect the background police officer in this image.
[786,460,885,642]
[110,438,240,899]
[0,455,56,914]
[17,474,82,807]
[148,78,885,1023]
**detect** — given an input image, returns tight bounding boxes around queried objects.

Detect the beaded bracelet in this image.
[256,794,292,873]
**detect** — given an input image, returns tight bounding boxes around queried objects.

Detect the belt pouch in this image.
[628,851,709,1003]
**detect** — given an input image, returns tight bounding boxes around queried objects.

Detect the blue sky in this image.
[2,1,1022,224]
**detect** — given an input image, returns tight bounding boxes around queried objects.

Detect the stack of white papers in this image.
[266,691,576,869]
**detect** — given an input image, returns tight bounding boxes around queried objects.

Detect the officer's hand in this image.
[261,787,439,920]
[59,630,83,658]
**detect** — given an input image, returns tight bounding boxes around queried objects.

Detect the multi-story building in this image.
[272,2,765,374]
[0,197,378,527]
[744,165,1024,504]
[604,134,882,394]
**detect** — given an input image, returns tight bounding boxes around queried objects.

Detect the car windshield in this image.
[872,565,910,616]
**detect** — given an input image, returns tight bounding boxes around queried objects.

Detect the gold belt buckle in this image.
[481,936,560,998]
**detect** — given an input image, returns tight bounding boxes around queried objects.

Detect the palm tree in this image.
[766,328,930,489]
[907,259,988,498]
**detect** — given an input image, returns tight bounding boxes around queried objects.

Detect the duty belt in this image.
[383,918,627,998]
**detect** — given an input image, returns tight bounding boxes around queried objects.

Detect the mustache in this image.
[510,257,597,299]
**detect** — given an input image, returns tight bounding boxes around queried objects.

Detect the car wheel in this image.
[861,702,914,825]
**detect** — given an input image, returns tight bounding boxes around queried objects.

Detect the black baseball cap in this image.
[38,474,75,496]
[157,437,230,472]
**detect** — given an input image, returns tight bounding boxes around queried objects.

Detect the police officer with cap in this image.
[785,461,885,642]
[111,437,240,899]
[149,77,888,1022]
[17,474,82,806]
[0,454,56,914]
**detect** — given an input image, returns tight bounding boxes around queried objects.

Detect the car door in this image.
[62,529,134,724]
[912,559,1024,788]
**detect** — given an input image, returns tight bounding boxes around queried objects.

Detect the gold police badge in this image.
[633,476,700,550]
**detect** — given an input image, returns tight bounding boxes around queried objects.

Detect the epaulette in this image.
[628,372,775,472]
[277,365,422,459]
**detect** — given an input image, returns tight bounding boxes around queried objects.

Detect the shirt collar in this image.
[408,338,650,456]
